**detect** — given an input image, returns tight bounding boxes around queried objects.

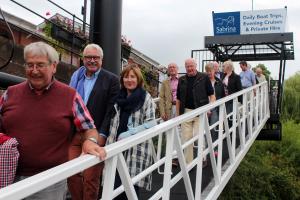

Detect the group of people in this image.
[0,41,155,200]
[0,40,267,200]
[159,59,265,165]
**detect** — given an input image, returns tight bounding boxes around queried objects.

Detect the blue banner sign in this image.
[213,12,240,35]
[213,8,287,36]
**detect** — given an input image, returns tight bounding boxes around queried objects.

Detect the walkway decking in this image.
[140,144,230,199]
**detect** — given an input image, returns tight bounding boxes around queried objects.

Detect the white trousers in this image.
[181,108,200,164]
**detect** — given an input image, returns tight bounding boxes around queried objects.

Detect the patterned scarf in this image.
[116,87,146,136]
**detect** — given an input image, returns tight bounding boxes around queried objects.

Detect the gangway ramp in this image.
[0,82,269,200]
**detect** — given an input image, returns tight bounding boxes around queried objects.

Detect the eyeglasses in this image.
[84,55,101,61]
[24,62,50,70]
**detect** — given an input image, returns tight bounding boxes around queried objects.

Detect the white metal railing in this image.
[0,82,269,200]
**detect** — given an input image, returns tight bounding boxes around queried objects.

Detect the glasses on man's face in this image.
[24,62,50,70]
[84,55,101,61]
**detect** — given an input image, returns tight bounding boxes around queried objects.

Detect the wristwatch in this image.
[87,137,98,144]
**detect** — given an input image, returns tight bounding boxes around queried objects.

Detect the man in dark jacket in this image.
[176,58,216,164]
[68,44,120,200]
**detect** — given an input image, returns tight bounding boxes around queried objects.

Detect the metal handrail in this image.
[46,0,89,25]
[9,0,89,65]
[0,82,269,200]
[0,18,82,58]
[10,0,78,38]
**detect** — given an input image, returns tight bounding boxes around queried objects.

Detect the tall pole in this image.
[90,0,122,76]
[82,0,87,35]
[252,0,254,10]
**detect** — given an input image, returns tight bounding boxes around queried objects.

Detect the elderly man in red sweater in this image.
[0,41,106,200]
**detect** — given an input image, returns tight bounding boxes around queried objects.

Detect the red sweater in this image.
[1,81,76,176]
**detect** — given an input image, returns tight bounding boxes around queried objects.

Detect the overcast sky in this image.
[2,0,300,78]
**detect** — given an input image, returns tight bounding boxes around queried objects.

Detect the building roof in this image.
[0,10,36,32]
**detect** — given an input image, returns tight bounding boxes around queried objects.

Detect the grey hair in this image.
[223,60,234,71]
[256,67,263,71]
[168,62,178,68]
[24,42,59,64]
[205,62,214,72]
[212,61,219,67]
[184,58,197,66]
[83,43,104,59]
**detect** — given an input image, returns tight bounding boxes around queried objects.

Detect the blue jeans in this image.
[15,176,67,200]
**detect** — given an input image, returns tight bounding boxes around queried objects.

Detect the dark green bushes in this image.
[282,72,300,123]
[219,121,300,200]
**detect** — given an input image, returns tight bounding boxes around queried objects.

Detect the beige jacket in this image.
[159,79,173,119]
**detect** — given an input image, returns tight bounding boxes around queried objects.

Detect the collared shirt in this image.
[28,79,55,95]
[240,69,256,88]
[169,76,178,102]
[83,69,101,105]
[215,71,221,79]
[0,84,95,132]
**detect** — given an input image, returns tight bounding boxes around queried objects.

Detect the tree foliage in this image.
[219,121,300,199]
[282,72,300,123]
[219,72,300,199]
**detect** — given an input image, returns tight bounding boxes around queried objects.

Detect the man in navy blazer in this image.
[68,43,120,200]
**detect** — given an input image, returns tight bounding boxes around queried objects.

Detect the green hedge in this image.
[282,72,300,123]
[219,121,300,200]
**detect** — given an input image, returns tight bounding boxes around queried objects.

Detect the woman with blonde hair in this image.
[205,62,225,125]
[222,60,242,115]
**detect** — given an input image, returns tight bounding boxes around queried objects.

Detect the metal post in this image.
[162,128,175,200]
[90,0,122,75]
[82,0,87,35]
[279,58,287,114]
[71,14,75,65]
[277,43,284,114]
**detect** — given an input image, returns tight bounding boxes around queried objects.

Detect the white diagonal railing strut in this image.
[0,82,269,200]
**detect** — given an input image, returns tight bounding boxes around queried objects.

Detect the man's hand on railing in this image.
[82,139,106,160]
